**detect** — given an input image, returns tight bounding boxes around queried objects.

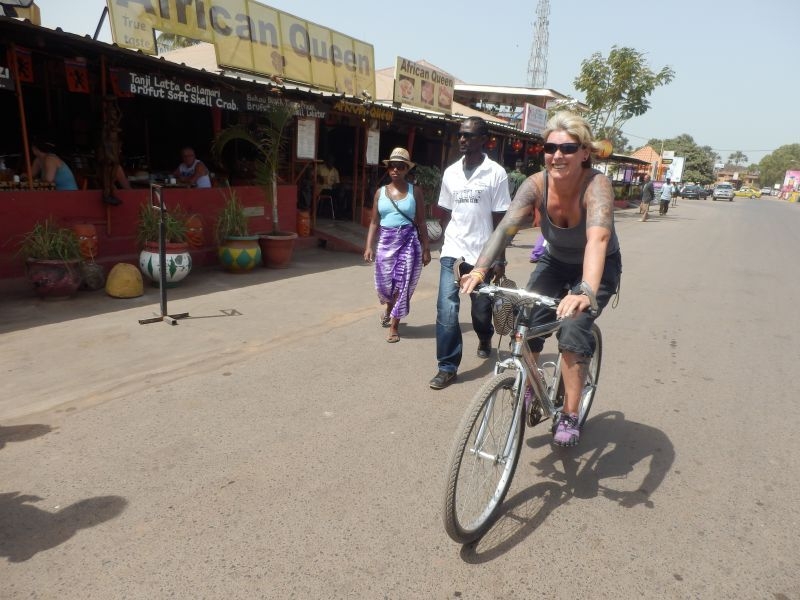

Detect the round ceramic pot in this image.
[139,241,192,286]
[258,231,297,269]
[218,235,262,273]
[26,258,83,299]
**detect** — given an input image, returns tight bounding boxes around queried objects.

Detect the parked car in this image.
[712,182,735,201]
[733,187,761,198]
[760,187,772,196]
[679,184,705,199]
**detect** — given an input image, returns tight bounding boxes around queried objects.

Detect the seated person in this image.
[29,137,78,190]
[317,154,342,217]
[173,146,211,188]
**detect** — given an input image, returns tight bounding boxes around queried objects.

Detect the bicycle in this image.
[441,283,602,544]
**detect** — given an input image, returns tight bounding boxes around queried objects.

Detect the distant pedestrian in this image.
[671,183,679,207]
[640,174,654,222]
[507,159,527,200]
[659,178,674,215]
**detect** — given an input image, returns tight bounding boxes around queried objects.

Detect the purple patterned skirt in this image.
[374,224,423,320]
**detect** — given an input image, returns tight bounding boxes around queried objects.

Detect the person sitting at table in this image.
[173,146,211,188]
[29,137,78,191]
[317,154,342,218]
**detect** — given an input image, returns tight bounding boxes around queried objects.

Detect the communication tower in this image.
[527,0,550,88]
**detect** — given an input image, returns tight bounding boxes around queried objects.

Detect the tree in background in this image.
[727,151,748,166]
[647,134,716,185]
[574,46,675,143]
[156,33,202,54]
[758,144,800,187]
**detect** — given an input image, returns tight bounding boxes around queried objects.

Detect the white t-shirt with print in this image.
[438,154,511,264]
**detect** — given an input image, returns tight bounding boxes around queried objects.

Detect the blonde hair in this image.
[543,111,597,168]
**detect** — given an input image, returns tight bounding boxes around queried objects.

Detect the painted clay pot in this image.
[218,235,261,273]
[139,241,192,286]
[185,214,205,248]
[25,258,82,299]
[72,223,99,260]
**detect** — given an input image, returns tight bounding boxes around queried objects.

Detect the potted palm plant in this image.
[215,188,262,272]
[136,202,192,286]
[212,103,298,268]
[17,217,83,299]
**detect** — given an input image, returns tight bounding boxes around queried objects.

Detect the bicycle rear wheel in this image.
[442,373,524,544]
[552,324,602,428]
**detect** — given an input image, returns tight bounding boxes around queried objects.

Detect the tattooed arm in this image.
[460,173,542,293]
[581,172,614,297]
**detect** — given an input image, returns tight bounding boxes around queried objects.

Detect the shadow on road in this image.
[0,492,128,562]
[0,423,53,450]
[460,410,675,562]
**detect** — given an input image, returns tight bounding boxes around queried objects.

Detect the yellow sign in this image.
[105,0,375,97]
[393,57,454,115]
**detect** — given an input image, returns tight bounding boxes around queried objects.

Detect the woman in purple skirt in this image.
[363,148,431,342]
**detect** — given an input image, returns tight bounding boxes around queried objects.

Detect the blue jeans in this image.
[436,256,494,373]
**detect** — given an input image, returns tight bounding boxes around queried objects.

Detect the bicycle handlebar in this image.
[475,284,560,309]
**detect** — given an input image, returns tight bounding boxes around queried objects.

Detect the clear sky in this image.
[35,0,798,164]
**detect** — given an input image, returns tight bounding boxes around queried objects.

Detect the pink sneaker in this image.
[553,412,580,447]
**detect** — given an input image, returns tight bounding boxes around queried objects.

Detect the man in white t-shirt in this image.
[430,117,512,390]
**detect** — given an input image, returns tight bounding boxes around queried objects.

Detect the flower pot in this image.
[218,235,262,273]
[25,258,83,299]
[139,241,192,286]
[258,231,297,269]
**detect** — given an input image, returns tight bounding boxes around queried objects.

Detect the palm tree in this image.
[212,103,295,234]
[728,151,748,166]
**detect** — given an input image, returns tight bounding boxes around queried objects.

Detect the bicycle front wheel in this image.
[442,373,524,544]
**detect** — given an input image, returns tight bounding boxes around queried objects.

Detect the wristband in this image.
[469,270,486,283]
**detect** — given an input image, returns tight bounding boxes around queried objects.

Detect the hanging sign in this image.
[65,59,90,93]
[392,56,454,114]
[296,117,317,160]
[0,63,14,91]
[521,102,547,135]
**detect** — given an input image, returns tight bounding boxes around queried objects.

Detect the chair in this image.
[316,191,335,220]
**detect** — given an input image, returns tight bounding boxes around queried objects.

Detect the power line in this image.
[621,130,776,155]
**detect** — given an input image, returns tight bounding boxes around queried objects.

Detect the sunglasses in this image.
[387,162,408,170]
[457,131,481,139]
[543,142,583,155]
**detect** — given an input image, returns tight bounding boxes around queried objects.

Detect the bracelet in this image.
[469,270,486,282]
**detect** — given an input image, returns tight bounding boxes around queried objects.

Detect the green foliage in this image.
[17,217,81,261]
[215,188,250,243]
[212,103,294,234]
[412,164,442,209]
[758,144,800,187]
[574,46,675,140]
[727,151,748,166]
[136,202,188,246]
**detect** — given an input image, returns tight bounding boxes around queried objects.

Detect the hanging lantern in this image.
[511,139,523,152]
[527,143,542,155]
[486,136,498,150]
[595,139,613,159]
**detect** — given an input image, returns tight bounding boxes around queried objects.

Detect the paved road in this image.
[2,197,799,599]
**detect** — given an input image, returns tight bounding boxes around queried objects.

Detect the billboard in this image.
[105,0,376,97]
[521,102,547,135]
[782,170,800,193]
[392,57,454,114]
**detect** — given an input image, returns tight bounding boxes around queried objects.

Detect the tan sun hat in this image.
[382,147,415,169]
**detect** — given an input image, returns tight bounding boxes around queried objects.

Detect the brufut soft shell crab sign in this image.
[106,0,376,98]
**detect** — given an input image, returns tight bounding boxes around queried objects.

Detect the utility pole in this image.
[527,0,550,88]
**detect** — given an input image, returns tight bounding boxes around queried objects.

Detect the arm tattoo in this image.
[586,177,614,230]
[474,175,542,270]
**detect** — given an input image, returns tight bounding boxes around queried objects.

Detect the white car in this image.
[712,182,734,201]
[760,187,772,196]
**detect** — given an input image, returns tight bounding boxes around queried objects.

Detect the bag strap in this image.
[385,185,417,227]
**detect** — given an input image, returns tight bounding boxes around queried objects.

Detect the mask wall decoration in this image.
[72,223,98,260]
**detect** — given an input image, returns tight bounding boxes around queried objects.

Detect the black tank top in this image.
[539,169,620,264]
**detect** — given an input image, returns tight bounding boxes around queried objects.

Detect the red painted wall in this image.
[0,185,297,278]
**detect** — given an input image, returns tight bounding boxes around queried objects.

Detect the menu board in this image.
[392,57,454,115]
[366,129,380,165]
[296,117,317,160]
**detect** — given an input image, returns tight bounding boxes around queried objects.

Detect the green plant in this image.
[212,102,294,234]
[136,202,188,246]
[413,164,442,216]
[215,188,250,243]
[17,217,82,261]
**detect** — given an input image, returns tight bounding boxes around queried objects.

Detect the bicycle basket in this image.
[491,276,517,336]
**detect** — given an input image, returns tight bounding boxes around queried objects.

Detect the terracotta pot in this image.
[25,258,82,299]
[258,231,297,269]
[185,214,205,248]
[296,210,311,237]
[218,235,262,273]
[139,241,192,286]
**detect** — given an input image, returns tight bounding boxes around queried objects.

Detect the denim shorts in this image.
[525,250,622,355]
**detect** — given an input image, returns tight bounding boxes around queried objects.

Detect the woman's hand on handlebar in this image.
[556,292,590,320]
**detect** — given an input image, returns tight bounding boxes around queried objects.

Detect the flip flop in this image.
[386,333,400,343]
[380,313,391,328]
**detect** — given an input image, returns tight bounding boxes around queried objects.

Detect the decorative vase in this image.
[218,235,262,272]
[185,214,205,248]
[139,241,192,286]
[72,223,99,260]
[258,231,297,269]
[25,258,83,299]
[296,210,311,237]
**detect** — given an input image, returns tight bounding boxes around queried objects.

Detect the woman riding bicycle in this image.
[460,111,621,447]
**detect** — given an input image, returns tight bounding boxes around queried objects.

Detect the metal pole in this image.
[9,44,33,190]
[93,6,109,41]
